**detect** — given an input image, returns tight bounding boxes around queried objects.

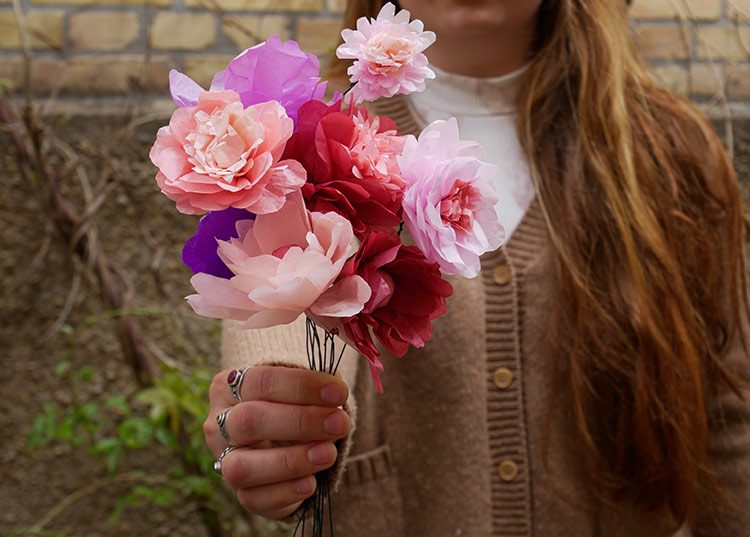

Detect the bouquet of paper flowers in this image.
[149,2,505,533]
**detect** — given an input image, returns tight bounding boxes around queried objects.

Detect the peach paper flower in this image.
[336,2,436,103]
[186,190,372,329]
[150,90,305,215]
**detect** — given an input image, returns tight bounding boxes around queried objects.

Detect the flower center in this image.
[184,103,259,184]
[440,180,480,233]
[272,245,294,258]
[364,34,415,75]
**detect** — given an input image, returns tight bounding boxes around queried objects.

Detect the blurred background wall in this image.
[1,2,750,537]
[0,0,749,110]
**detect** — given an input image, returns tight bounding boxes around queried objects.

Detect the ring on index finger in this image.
[227,367,251,403]
[216,407,234,445]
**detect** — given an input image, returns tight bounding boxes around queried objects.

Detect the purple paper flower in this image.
[182,207,255,279]
[168,35,327,124]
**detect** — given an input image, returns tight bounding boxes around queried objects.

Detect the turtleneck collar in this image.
[409,63,528,119]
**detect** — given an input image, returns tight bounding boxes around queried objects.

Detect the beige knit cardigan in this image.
[221,96,750,537]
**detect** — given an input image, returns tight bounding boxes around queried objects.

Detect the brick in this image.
[297,17,341,55]
[695,26,750,60]
[326,0,345,13]
[223,15,289,49]
[634,24,691,60]
[183,54,234,87]
[184,0,321,11]
[69,12,140,51]
[0,10,63,49]
[32,0,170,6]
[0,55,66,92]
[652,64,689,95]
[727,0,750,18]
[61,55,170,93]
[150,12,216,50]
[689,62,725,96]
[630,0,721,20]
[728,64,750,98]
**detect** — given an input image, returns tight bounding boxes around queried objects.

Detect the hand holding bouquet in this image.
[150,3,505,532]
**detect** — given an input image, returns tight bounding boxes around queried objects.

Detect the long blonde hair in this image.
[331,0,748,529]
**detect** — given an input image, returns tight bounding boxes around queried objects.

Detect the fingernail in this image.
[307,442,336,466]
[323,411,348,436]
[292,476,316,496]
[320,383,345,405]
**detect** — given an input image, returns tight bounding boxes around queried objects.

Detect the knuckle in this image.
[254,368,281,400]
[291,406,308,438]
[222,454,245,488]
[202,417,214,441]
[210,371,227,400]
[281,448,300,478]
[239,403,262,442]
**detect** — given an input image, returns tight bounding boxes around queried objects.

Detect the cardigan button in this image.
[498,459,519,482]
[493,367,513,389]
[493,264,511,285]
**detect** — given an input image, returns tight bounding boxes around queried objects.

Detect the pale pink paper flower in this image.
[150,90,305,215]
[186,190,372,329]
[350,111,406,190]
[336,2,436,103]
[398,118,506,278]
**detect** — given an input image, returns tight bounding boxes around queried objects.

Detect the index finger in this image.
[232,366,349,407]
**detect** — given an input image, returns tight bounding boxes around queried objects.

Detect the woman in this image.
[203,1,750,535]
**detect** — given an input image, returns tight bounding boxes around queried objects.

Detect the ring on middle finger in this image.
[216,407,234,445]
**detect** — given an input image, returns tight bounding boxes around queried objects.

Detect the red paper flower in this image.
[336,231,453,391]
[283,100,406,235]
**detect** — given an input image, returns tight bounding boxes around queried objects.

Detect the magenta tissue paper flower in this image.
[169,36,327,123]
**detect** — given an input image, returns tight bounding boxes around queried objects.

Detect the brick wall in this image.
[1,0,749,113]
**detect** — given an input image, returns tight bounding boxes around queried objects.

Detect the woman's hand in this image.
[204,365,351,519]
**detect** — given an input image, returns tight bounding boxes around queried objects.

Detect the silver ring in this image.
[216,407,233,445]
[228,367,251,403]
[213,445,236,476]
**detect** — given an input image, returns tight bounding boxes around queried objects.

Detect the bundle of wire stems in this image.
[294,318,346,537]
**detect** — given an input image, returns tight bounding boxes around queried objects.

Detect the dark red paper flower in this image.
[338,231,453,392]
[283,100,406,236]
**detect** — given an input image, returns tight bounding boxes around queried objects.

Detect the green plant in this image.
[24,357,235,525]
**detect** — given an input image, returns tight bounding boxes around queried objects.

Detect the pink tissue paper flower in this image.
[398,118,506,278]
[336,2,436,103]
[150,90,306,215]
[186,189,372,329]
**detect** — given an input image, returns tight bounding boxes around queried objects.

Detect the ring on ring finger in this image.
[213,445,236,476]
[216,407,234,445]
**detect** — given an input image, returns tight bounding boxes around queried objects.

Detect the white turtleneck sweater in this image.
[408,65,535,239]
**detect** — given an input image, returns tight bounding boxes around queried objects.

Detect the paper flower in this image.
[321,231,453,392]
[283,100,406,235]
[182,207,255,278]
[398,118,505,278]
[186,190,371,329]
[168,36,326,124]
[150,90,306,215]
[336,2,436,103]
